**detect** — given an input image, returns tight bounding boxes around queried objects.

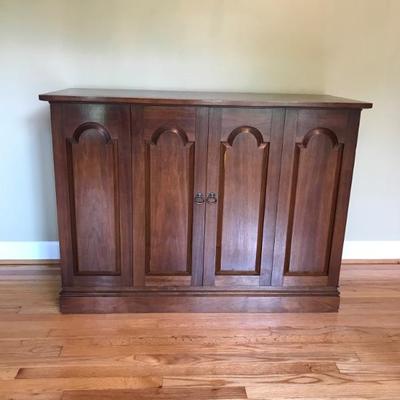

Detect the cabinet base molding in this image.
[60,289,339,313]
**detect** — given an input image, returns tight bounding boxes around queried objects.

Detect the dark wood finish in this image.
[203,108,284,287]
[50,103,132,288]
[272,109,361,287]
[131,106,208,287]
[39,88,373,108]
[40,89,371,312]
[60,289,339,313]
[144,107,195,276]
[68,123,120,275]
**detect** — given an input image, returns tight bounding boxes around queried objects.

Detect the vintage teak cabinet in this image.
[39,89,372,313]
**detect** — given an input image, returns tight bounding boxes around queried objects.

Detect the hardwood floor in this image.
[0,264,399,399]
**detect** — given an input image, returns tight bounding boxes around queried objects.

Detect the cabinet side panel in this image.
[50,103,72,286]
[328,110,361,286]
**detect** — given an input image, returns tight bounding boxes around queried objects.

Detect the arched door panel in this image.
[51,103,132,287]
[272,109,360,287]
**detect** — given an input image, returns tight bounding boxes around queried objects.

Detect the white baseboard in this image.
[342,241,400,260]
[0,241,60,260]
[0,240,398,261]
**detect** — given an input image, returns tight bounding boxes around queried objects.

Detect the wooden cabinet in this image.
[40,89,372,313]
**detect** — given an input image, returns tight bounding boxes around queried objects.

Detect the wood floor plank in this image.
[0,342,61,357]
[0,392,61,400]
[0,376,162,392]
[35,325,393,344]
[162,372,400,387]
[337,362,400,375]
[58,341,364,360]
[61,387,247,400]
[246,382,400,399]
[0,367,19,380]
[16,362,339,379]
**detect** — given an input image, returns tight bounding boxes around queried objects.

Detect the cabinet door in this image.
[132,106,208,287]
[51,103,132,288]
[203,108,285,287]
[272,109,361,287]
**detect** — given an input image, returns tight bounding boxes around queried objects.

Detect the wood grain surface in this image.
[39,88,373,109]
[0,263,399,399]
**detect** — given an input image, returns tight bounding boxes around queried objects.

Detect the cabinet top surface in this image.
[39,88,372,109]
